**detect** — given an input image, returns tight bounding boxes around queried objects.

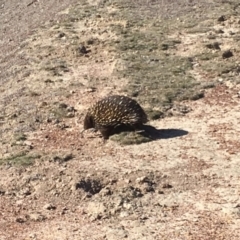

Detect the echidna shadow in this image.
[137,125,188,140]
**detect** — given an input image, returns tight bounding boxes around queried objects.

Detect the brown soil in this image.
[1,0,240,239]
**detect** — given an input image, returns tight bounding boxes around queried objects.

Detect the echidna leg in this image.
[99,127,114,139]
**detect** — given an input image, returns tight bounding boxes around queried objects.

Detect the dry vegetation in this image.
[1,0,240,239]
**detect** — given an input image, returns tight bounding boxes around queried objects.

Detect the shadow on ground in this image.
[142,125,189,140]
[110,124,188,144]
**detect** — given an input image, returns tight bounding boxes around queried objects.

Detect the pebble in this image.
[29,213,42,221]
[43,203,56,210]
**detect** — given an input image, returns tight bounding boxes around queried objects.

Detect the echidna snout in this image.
[83,113,94,130]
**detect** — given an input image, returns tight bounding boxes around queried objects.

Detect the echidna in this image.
[83,95,148,139]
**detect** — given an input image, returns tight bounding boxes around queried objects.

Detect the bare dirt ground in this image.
[1,0,240,239]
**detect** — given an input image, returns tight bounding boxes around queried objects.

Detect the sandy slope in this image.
[1,0,240,239]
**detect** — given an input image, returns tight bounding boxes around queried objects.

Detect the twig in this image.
[27,0,38,7]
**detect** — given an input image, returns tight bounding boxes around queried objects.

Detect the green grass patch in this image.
[41,59,69,76]
[201,60,239,76]
[14,133,27,141]
[49,102,73,120]
[102,1,215,110]
[145,109,164,121]
[48,0,240,114]
[110,131,152,145]
[0,152,40,166]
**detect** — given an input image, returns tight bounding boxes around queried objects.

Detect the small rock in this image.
[119,211,129,218]
[0,189,5,195]
[63,154,74,162]
[46,118,52,123]
[66,112,75,118]
[78,45,88,54]
[44,79,53,83]
[140,215,149,221]
[125,179,131,184]
[136,176,147,183]
[87,202,106,220]
[29,174,42,181]
[59,103,68,109]
[205,42,220,50]
[58,32,65,38]
[222,50,233,59]
[143,184,155,193]
[16,217,25,223]
[115,197,124,207]
[57,123,69,129]
[162,183,173,189]
[123,203,132,210]
[43,203,56,210]
[99,187,112,196]
[16,200,24,206]
[60,206,69,215]
[53,154,73,163]
[84,87,97,93]
[29,233,37,239]
[28,213,46,222]
[39,101,48,107]
[24,140,33,146]
[11,113,18,118]
[27,145,34,150]
[110,179,118,185]
[215,29,224,34]
[161,43,168,50]
[22,71,31,78]
[218,15,226,22]
[86,38,95,45]
[53,119,60,124]
[21,188,31,196]
[66,106,75,112]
